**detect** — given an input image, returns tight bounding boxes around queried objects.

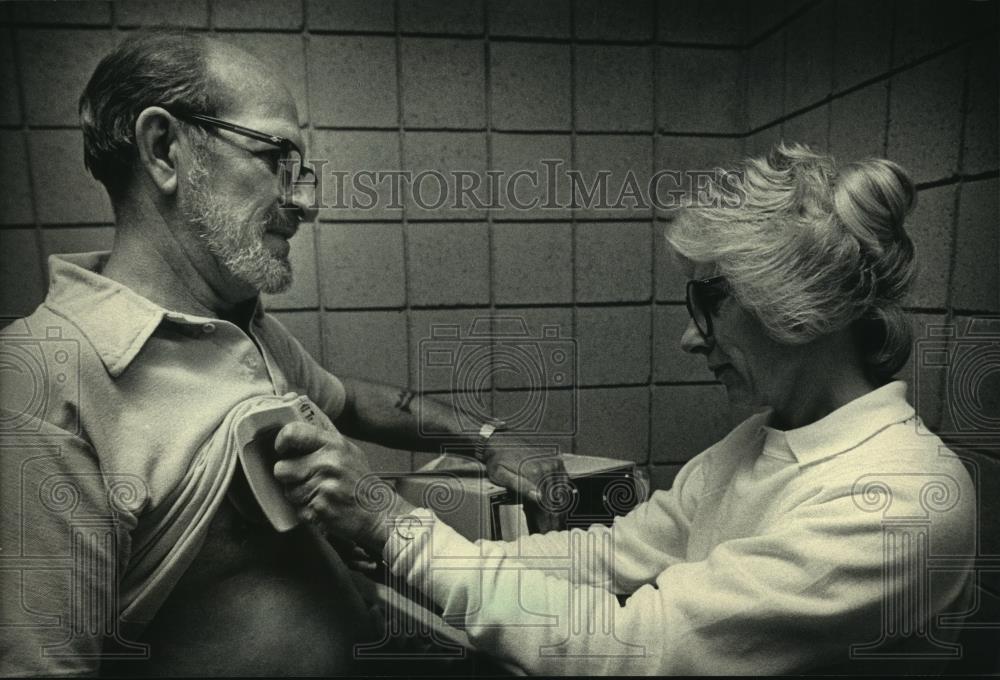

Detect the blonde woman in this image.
[275,144,976,675]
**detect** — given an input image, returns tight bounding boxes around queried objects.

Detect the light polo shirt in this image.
[385,381,977,675]
[0,252,347,675]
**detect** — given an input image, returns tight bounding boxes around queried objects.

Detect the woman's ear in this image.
[134,107,179,196]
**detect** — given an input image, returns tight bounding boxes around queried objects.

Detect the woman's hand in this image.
[273,421,416,554]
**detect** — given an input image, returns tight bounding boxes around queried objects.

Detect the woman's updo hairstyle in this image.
[665,142,917,384]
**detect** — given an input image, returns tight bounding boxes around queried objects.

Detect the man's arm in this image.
[334,377,564,502]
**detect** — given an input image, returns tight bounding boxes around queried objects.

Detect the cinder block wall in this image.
[0,1,996,492]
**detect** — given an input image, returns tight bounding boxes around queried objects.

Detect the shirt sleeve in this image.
[384,474,974,676]
[258,315,347,420]
[0,420,133,677]
[473,455,706,593]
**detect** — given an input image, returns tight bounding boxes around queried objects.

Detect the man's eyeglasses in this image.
[167,109,317,205]
[685,275,729,341]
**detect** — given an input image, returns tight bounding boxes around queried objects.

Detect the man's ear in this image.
[135,107,180,196]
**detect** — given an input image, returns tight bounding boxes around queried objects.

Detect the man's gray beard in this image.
[183,154,294,295]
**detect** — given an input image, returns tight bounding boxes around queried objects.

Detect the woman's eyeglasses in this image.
[166,109,317,205]
[685,275,729,340]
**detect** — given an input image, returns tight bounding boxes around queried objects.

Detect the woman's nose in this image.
[680,317,708,354]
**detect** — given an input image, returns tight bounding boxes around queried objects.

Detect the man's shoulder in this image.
[1,305,102,439]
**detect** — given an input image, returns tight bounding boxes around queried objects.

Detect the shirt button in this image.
[202,323,216,335]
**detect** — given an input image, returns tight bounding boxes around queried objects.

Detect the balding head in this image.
[79,30,298,205]
[202,40,298,124]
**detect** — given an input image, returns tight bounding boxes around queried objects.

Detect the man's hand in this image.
[481,436,571,531]
[272,421,415,554]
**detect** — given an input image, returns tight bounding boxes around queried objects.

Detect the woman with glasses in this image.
[280,143,976,675]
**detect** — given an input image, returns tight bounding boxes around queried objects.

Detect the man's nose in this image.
[680,317,708,354]
[290,186,319,223]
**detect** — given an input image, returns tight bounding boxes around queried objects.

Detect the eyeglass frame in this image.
[685,275,729,341]
[164,108,317,204]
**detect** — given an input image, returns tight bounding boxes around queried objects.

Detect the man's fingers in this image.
[489,464,542,503]
[274,447,341,484]
[274,421,343,459]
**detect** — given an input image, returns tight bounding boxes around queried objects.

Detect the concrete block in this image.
[311,130,403,221]
[575,306,651,385]
[261,223,319,310]
[828,82,887,164]
[746,30,783,130]
[575,222,652,303]
[402,131,488,219]
[576,45,653,132]
[492,222,573,305]
[783,0,832,113]
[323,309,409,385]
[780,104,828,151]
[953,179,999,312]
[488,0,570,38]
[306,0,395,31]
[489,133,572,220]
[8,1,110,25]
[906,184,954,309]
[490,307,574,389]
[492,388,576,446]
[744,123,782,156]
[937,316,1000,443]
[0,29,21,125]
[0,229,45,318]
[658,47,743,134]
[317,222,405,308]
[0,132,33,225]
[573,0,653,41]
[574,386,649,463]
[654,136,744,216]
[489,42,571,131]
[745,0,788,42]
[398,0,484,35]
[401,38,485,129]
[651,384,732,463]
[649,463,682,491]
[308,35,398,128]
[654,304,709,382]
[41,226,114,259]
[898,312,946,432]
[19,29,116,126]
[892,0,972,67]
[887,50,964,184]
[657,0,745,45]
[410,308,492,390]
[407,222,490,306]
[212,0,302,29]
[833,0,891,91]
[654,221,691,302]
[116,0,208,27]
[573,135,653,219]
[269,310,323,361]
[219,33,308,124]
[29,130,114,224]
[963,38,1000,176]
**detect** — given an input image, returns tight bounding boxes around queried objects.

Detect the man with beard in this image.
[0,31,562,675]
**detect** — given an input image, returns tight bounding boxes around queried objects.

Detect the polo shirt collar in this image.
[44,252,265,378]
[762,381,915,466]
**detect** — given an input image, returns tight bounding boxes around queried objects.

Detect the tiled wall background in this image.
[0,0,997,497]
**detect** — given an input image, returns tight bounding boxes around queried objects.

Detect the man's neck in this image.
[102,204,252,319]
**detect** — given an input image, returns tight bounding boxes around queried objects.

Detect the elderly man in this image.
[0,31,560,676]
